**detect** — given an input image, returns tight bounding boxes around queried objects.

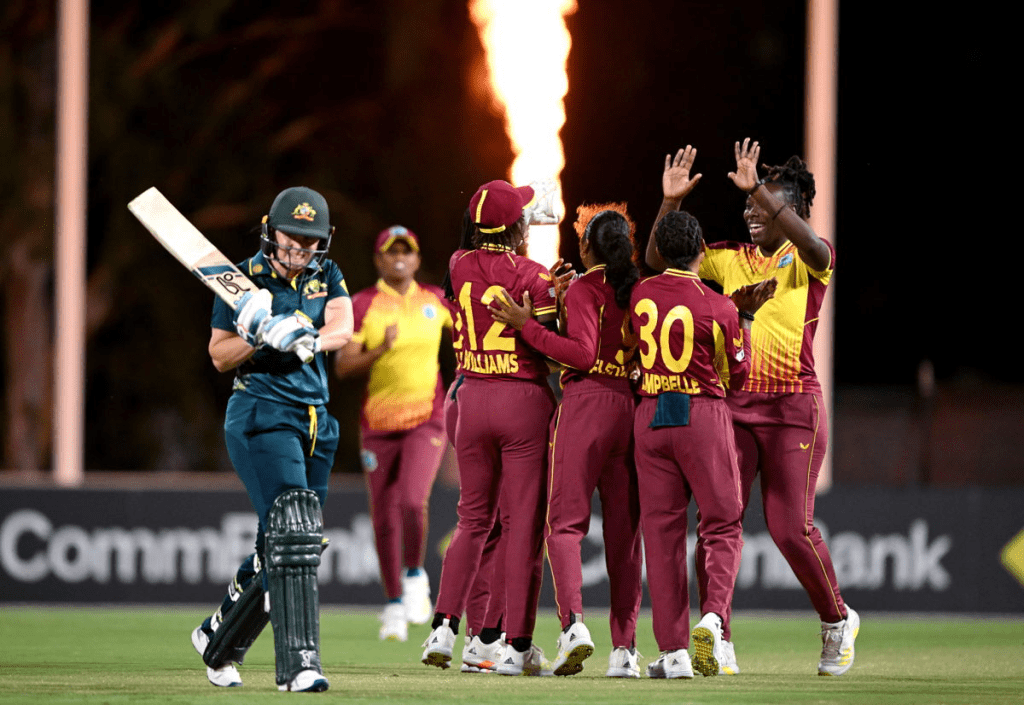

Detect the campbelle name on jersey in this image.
[1,509,949,593]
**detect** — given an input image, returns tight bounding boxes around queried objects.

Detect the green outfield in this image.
[0,607,1020,704]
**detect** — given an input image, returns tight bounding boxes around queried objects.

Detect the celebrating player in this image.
[421,180,558,676]
[191,186,353,692]
[633,208,774,679]
[490,204,644,678]
[334,225,453,643]
[648,141,859,677]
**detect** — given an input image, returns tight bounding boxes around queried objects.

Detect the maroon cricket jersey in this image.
[520,264,631,386]
[629,268,751,398]
[448,246,558,383]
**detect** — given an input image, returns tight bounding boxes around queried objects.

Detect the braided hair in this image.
[471,215,526,252]
[762,155,816,219]
[574,203,639,310]
[654,210,703,269]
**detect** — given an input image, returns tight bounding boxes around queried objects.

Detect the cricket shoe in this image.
[690,612,724,677]
[496,644,554,676]
[605,647,641,678]
[421,618,457,669]
[191,626,242,687]
[719,640,740,675]
[379,602,408,642]
[552,621,594,676]
[461,634,501,673]
[278,670,329,692]
[646,649,694,679]
[818,607,860,676]
[402,568,433,625]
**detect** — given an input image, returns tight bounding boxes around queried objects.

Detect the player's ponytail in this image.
[443,209,475,300]
[576,204,639,310]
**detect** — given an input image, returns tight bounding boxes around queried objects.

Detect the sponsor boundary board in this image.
[2,485,1022,611]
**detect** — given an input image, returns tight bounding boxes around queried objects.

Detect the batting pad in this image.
[266,489,324,685]
[203,572,269,668]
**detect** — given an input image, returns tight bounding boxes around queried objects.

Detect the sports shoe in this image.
[605,647,641,678]
[496,643,554,676]
[818,606,860,676]
[646,649,694,679]
[379,602,408,642]
[552,621,594,676]
[192,625,242,687]
[691,612,724,677]
[719,640,740,675]
[462,634,502,673]
[402,569,433,625]
[277,669,329,692]
[421,618,457,669]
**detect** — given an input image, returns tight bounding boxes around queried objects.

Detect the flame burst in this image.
[469,0,577,267]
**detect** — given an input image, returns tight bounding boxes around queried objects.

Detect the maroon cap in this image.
[374,225,420,253]
[468,180,537,233]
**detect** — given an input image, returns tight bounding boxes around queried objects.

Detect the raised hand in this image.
[233,289,274,347]
[728,137,761,193]
[489,289,533,331]
[525,179,561,225]
[662,145,703,200]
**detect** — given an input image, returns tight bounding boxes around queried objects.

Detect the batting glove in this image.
[262,313,320,356]
[232,289,274,346]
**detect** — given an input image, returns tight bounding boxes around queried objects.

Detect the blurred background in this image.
[1,1,1018,609]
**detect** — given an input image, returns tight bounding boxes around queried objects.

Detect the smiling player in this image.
[335,226,453,643]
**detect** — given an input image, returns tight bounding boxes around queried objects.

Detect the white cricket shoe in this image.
[379,602,408,642]
[552,621,595,676]
[402,569,433,625]
[461,634,502,673]
[192,625,242,687]
[278,669,329,692]
[421,618,457,669]
[719,640,740,675]
[691,612,724,677]
[646,649,694,679]
[605,647,641,678]
[496,643,554,676]
[818,607,860,676]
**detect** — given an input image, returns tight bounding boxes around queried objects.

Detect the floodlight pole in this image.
[54,0,89,486]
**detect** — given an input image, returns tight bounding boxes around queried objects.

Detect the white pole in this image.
[54,0,89,486]
[806,0,838,492]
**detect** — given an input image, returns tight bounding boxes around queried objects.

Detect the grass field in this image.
[1,607,1021,704]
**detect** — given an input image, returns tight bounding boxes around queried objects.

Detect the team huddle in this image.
[188,139,857,692]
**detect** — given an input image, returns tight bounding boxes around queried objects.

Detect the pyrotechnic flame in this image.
[470,0,576,267]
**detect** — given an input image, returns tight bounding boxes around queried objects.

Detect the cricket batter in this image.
[334,225,452,643]
[490,205,644,678]
[191,186,354,692]
[421,180,558,676]
[632,208,774,679]
[648,141,859,677]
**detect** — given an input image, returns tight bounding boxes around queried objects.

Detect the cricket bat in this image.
[128,187,313,363]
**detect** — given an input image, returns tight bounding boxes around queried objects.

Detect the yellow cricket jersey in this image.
[350,280,453,431]
[699,239,835,394]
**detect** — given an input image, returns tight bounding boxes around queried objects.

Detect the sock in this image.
[509,636,531,652]
[479,627,502,645]
[431,613,460,634]
[406,567,422,578]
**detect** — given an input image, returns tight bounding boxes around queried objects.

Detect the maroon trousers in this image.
[443,379,506,635]
[362,416,447,600]
[435,377,554,640]
[696,391,846,639]
[546,377,642,647]
[634,396,743,652]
